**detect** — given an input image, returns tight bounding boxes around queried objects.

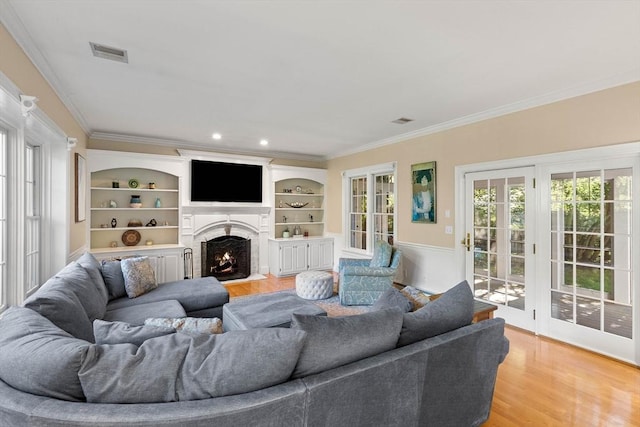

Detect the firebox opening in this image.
[201,235,250,281]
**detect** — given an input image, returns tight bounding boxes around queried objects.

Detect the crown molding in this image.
[90,132,326,163]
[328,71,640,160]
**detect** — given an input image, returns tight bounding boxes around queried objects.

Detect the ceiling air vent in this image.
[90,42,128,63]
[391,117,413,124]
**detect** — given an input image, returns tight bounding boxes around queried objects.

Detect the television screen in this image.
[190,160,263,203]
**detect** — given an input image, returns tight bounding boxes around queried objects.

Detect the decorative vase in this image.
[282,228,290,238]
[155,197,162,208]
[111,218,117,228]
[130,195,142,208]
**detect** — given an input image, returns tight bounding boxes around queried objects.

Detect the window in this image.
[343,162,396,253]
[0,77,69,311]
[0,129,6,309]
[25,144,41,294]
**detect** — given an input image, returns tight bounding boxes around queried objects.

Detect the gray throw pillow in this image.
[120,256,158,298]
[100,259,127,300]
[76,251,109,305]
[397,280,474,347]
[79,328,307,403]
[290,308,403,378]
[23,276,95,342]
[145,317,223,335]
[54,261,106,321]
[93,319,175,346]
[0,307,90,401]
[372,287,413,313]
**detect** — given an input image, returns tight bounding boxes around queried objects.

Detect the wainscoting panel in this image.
[394,242,462,293]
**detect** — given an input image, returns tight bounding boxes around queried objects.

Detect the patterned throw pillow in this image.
[145,317,223,335]
[399,285,433,311]
[369,240,393,268]
[120,257,157,298]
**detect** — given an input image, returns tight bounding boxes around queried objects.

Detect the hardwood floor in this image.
[223,274,640,427]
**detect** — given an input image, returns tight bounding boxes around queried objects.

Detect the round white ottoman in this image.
[295,270,334,300]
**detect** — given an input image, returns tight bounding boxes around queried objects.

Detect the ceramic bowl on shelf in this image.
[285,202,309,208]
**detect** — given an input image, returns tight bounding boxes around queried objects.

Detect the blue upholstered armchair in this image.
[338,240,402,306]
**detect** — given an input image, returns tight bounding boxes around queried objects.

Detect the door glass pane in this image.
[550,168,632,338]
[576,296,601,331]
[472,176,526,311]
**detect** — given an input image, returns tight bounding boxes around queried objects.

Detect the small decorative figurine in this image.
[111,218,117,228]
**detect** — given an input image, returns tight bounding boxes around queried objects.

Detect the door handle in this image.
[461,233,471,252]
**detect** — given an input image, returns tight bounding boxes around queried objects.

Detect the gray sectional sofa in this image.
[0,253,509,426]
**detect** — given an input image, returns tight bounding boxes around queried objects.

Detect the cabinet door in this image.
[308,239,334,270]
[162,253,182,282]
[281,243,307,275]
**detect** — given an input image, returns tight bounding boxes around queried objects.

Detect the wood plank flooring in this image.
[223,274,640,427]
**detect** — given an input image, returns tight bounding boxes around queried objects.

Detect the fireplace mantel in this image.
[182,206,271,277]
[182,205,271,216]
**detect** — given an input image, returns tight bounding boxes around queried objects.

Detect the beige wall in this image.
[326,82,640,248]
[0,23,89,254]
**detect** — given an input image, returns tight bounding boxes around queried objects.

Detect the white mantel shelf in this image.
[182,205,272,215]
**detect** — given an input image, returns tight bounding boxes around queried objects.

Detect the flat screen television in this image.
[190,160,263,203]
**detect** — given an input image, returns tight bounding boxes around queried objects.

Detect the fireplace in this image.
[201,235,251,281]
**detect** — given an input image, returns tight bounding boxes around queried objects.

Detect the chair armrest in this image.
[338,258,371,270]
[340,265,397,277]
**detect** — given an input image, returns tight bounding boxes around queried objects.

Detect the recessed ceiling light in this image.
[212,133,221,140]
[260,139,269,146]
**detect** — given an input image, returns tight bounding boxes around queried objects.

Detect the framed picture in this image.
[75,153,86,223]
[411,161,436,223]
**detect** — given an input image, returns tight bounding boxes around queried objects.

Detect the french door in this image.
[464,167,535,331]
[538,160,637,363]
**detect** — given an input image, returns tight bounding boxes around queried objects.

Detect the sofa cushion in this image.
[106,276,229,313]
[369,240,393,267]
[77,252,109,305]
[93,319,175,346]
[120,256,158,298]
[397,280,474,347]
[145,317,223,335]
[0,307,90,402]
[54,261,106,321]
[290,307,403,378]
[103,299,186,325]
[23,276,95,342]
[372,287,413,313]
[100,259,127,300]
[79,328,307,403]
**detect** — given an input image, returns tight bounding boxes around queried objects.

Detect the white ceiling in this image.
[2,1,639,161]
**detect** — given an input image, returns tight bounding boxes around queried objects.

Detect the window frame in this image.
[342,162,397,255]
[0,73,70,311]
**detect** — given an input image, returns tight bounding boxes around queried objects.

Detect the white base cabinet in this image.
[91,246,185,284]
[268,237,333,277]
